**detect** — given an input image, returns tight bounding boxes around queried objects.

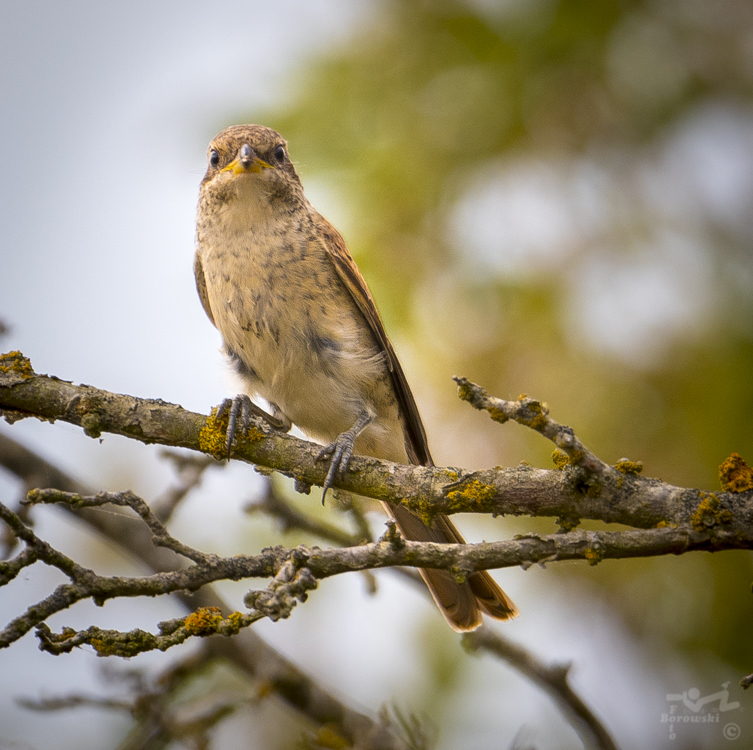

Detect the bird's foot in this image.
[316,410,373,504]
[216,396,291,460]
[317,433,356,504]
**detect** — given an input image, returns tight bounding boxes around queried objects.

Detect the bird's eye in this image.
[209,150,220,167]
[274,145,285,163]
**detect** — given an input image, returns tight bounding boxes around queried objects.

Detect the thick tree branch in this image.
[1,352,750,539]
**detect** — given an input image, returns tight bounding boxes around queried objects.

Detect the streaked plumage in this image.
[195,124,518,630]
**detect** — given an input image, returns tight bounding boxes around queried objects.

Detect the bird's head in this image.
[199,124,303,213]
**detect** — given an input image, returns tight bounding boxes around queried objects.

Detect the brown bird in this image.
[194,124,518,631]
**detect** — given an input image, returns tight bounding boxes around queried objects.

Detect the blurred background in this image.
[1,0,752,748]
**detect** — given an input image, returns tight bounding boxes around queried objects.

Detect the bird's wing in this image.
[314,213,433,467]
[194,252,216,328]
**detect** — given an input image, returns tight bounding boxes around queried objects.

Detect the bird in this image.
[194,124,518,631]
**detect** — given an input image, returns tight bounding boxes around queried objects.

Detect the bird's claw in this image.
[217,395,253,460]
[317,431,356,504]
[216,396,292,461]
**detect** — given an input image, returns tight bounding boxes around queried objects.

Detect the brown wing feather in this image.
[314,214,431,467]
[194,253,216,328]
[317,214,519,628]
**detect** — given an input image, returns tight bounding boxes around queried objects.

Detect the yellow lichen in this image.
[552,449,570,470]
[567,449,585,466]
[455,380,473,402]
[226,611,245,633]
[655,520,677,529]
[584,547,603,566]
[90,638,116,656]
[0,351,33,379]
[199,409,228,457]
[719,453,753,493]
[691,493,733,532]
[184,606,223,636]
[446,480,496,509]
[198,407,264,458]
[615,459,643,475]
[90,630,159,658]
[529,414,548,430]
[488,407,509,424]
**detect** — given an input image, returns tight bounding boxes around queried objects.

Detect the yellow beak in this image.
[222,143,273,175]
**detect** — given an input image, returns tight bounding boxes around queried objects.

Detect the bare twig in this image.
[152,449,217,523]
[25,488,213,564]
[464,626,618,750]
[18,694,134,712]
[454,377,613,476]
[0,432,410,750]
[245,478,361,547]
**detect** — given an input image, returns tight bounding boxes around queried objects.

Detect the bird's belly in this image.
[209,275,404,459]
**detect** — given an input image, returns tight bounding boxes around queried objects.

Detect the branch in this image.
[2,352,750,538]
[464,626,616,750]
[0,486,743,657]
[454,376,612,475]
[26,488,213,564]
[2,350,751,739]
[0,431,410,750]
[245,478,362,547]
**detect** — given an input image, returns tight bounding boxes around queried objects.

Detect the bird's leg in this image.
[216,395,292,460]
[269,403,292,433]
[317,409,373,503]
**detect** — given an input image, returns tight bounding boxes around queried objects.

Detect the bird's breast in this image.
[197,223,390,441]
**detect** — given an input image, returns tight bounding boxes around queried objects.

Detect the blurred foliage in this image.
[233,0,753,722]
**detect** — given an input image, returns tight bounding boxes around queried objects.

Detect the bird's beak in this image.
[222,143,273,175]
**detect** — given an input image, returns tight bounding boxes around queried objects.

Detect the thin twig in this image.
[152,449,217,523]
[464,626,618,750]
[245,478,361,547]
[0,433,410,749]
[454,376,613,475]
[24,488,213,564]
[17,695,134,712]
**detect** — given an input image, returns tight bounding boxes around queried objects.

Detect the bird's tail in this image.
[385,502,518,632]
